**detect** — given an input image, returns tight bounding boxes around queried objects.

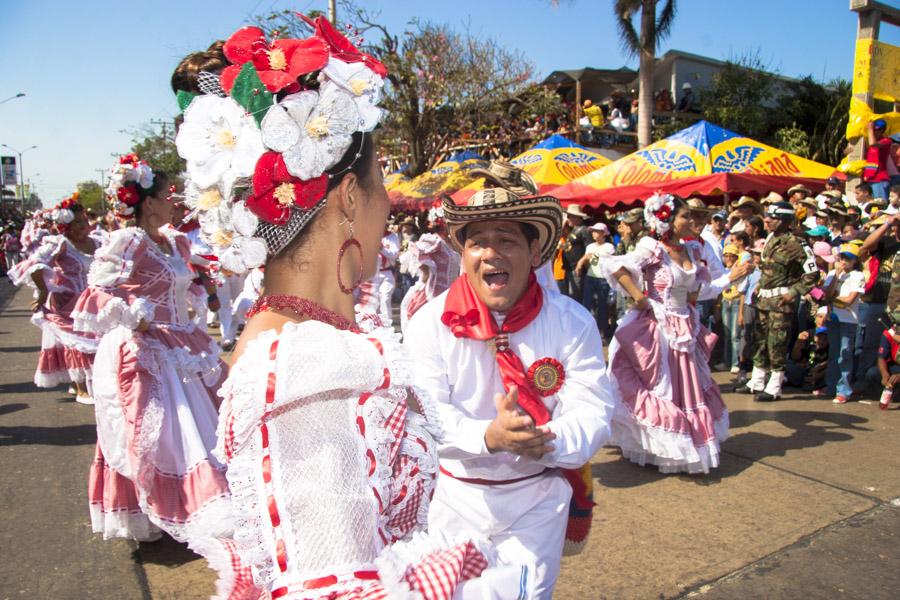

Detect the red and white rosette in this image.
[527,356,565,397]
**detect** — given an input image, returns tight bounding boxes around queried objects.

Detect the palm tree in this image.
[614,0,677,148]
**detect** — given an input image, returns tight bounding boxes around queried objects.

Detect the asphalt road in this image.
[1,280,898,599]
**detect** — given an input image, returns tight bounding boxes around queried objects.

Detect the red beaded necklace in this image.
[246,294,359,332]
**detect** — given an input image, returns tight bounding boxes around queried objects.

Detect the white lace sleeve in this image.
[87,227,144,288]
[599,236,661,295]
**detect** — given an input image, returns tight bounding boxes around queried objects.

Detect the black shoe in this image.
[754,391,779,402]
[734,383,757,394]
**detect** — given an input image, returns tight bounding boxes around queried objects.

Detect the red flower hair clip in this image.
[298,14,388,77]
[117,184,140,207]
[654,204,672,221]
[245,151,328,225]
[221,26,329,93]
[119,153,141,167]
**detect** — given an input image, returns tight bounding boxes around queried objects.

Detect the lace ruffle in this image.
[87,227,144,288]
[72,295,155,335]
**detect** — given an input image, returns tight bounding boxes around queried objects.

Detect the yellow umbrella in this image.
[452,135,609,203]
[389,151,488,209]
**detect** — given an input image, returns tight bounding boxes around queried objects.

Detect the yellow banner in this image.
[852,39,900,102]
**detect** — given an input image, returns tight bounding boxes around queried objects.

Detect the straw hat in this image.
[787,184,812,196]
[733,196,763,213]
[442,188,563,265]
[621,207,644,224]
[469,160,538,197]
[565,205,590,219]
[686,197,712,212]
[761,191,784,205]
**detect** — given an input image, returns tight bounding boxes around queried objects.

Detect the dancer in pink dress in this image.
[600,193,729,474]
[8,195,99,403]
[172,19,523,599]
[73,154,231,545]
[398,232,460,336]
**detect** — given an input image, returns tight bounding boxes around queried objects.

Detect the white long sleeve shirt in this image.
[694,238,731,302]
[404,285,614,482]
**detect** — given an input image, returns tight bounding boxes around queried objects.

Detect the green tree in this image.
[253,6,556,175]
[76,180,104,213]
[699,52,778,141]
[614,0,677,148]
[773,124,810,158]
[128,123,185,178]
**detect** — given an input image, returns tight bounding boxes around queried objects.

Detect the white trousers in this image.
[428,471,571,600]
[215,273,245,343]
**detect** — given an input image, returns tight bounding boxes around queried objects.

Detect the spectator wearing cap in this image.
[787,307,830,394]
[676,82,696,113]
[719,244,745,373]
[700,206,727,263]
[576,222,616,342]
[824,243,867,404]
[856,213,900,386]
[864,118,892,200]
[614,208,646,256]
[735,238,767,386]
[561,205,592,299]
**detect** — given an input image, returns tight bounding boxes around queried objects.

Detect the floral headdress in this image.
[51,192,80,230]
[643,192,676,236]
[175,14,387,274]
[105,153,155,218]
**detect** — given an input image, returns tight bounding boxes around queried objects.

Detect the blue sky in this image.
[1,0,897,206]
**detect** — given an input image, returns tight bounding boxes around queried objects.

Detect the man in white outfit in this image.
[405,183,614,599]
[355,230,400,329]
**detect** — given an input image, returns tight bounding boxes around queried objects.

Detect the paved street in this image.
[1,279,898,599]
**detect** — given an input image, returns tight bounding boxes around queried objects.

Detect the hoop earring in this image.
[337,220,363,295]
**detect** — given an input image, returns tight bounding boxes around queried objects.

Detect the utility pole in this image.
[328,0,337,24]
[95,168,108,213]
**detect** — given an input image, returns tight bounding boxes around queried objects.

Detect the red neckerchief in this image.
[442,272,549,423]
[441,272,592,509]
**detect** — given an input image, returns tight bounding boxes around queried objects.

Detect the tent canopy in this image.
[388,151,488,209]
[554,120,842,207]
[451,135,610,203]
[542,66,637,104]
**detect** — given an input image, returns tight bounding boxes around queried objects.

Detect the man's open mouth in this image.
[483,270,510,289]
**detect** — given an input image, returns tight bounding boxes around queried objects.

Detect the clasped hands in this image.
[484,386,556,460]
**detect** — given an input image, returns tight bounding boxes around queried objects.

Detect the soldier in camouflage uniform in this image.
[615,208,646,255]
[737,202,819,401]
[615,208,646,317]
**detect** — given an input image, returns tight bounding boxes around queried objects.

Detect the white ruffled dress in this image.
[72,226,231,544]
[600,236,729,474]
[206,320,524,600]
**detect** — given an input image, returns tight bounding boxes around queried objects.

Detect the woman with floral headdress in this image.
[7,194,99,403]
[71,154,231,544]
[599,193,729,474]
[174,16,519,600]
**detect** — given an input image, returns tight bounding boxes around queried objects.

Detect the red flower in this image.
[245,152,328,225]
[119,153,140,166]
[654,205,672,221]
[221,26,329,93]
[117,184,140,206]
[298,14,388,77]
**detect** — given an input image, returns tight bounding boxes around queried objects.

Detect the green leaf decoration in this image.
[230,63,274,126]
[176,90,197,113]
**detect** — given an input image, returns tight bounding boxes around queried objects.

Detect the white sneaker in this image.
[730,366,740,374]
[75,394,95,405]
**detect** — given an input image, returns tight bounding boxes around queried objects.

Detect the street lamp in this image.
[0,92,26,105]
[1,143,37,202]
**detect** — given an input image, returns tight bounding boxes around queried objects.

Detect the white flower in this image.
[176,95,265,190]
[321,57,384,132]
[643,192,675,235]
[260,82,360,180]
[219,236,267,273]
[53,208,74,225]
